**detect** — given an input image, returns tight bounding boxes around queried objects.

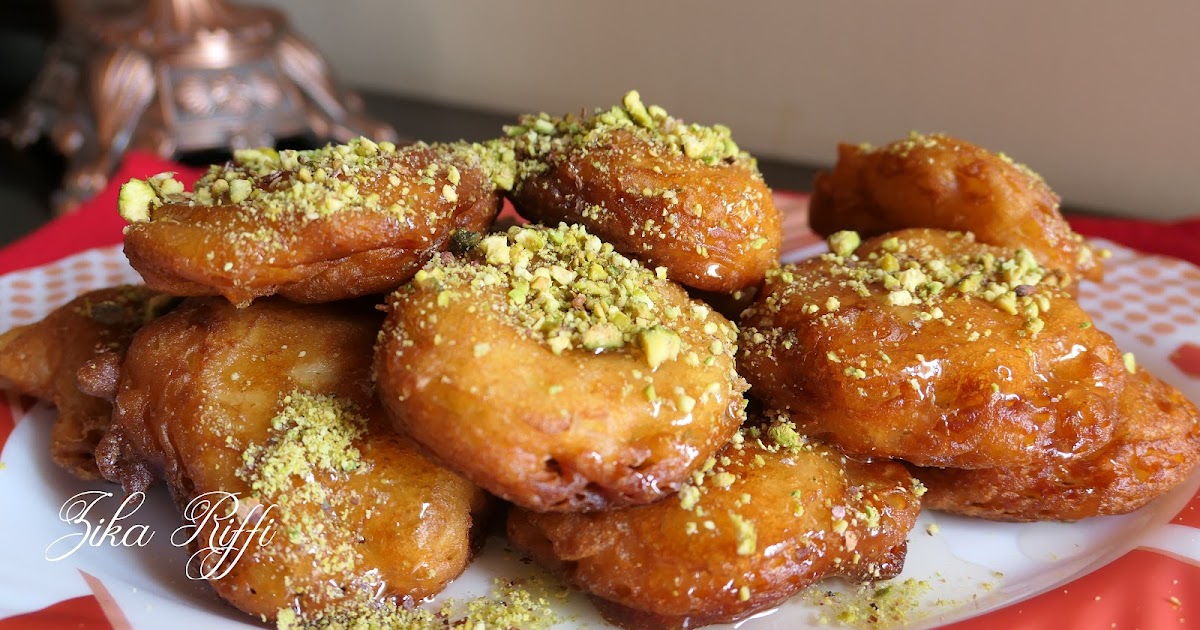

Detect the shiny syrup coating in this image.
[917,366,1200,521]
[122,140,504,306]
[809,133,1103,282]
[97,298,489,622]
[507,419,922,630]
[374,224,748,512]
[508,92,781,293]
[0,285,174,479]
[739,229,1124,468]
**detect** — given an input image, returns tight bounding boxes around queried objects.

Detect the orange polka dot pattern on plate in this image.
[1075,239,1200,380]
[0,245,139,331]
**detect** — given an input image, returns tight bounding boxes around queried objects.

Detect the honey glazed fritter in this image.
[0,92,1196,630]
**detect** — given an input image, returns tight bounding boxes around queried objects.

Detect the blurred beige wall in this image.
[257,0,1199,219]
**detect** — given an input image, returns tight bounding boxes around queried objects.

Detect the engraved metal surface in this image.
[1,0,397,213]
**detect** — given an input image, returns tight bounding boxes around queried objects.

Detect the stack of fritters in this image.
[740,133,1199,524]
[2,98,1196,630]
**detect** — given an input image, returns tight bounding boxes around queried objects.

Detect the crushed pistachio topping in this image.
[119,138,514,231]
[670,412,913,580]
[503,92,772,254]
[1123,352,1137,374]
[768,422,804,449]
[675,417,815,545]
[407,223,710,369]
[117,176,163,223]
[640,325,682,369]
[803,578,933,627]
[276,577,561,630]
[876,130,952,159]
[750,230,1065,340]
[506,90,754,170]
[828,230,862,258]
[730,513,758,555]
[236,391,368,599]
[877,131,1045,181]
[239,391,366,497]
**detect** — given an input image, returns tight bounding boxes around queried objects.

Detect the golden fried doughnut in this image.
[119,138,512,306]
[809,133,1102,282]
[507,91,781,293]
[0,285,174,479]
[738,228,1124,468]
[916,366,1200,521]
[375,223,748,512]
[96,297,490,622]
[507,415,922,629]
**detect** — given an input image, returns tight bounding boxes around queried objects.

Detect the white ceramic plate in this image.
[2,196,1198,629]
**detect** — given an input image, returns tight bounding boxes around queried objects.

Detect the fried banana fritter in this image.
[96,298,490,622]
[917,366,1200,521]
[809,133,1102,282]
[0,285,174,479]
[507,416,922,630]
[119,138,512,306]
[375,223,748,512]
[738,229,1124,468]
[507,91,781,293]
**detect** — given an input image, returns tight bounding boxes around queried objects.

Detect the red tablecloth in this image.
[0,154,205,275]
[0,151,1195,277]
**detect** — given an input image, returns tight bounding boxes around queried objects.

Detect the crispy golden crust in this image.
[375,224,747,512]
[508,92,781,293]
[917,367,1200,521]
[738,229,1124,468]
[121,140,505,306]
[0,285,174,479]
[506,419,922,630]
[97,298,490,621]
[809,133,1102,282]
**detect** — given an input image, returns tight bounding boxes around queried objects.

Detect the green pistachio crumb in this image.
[640,325,681,369]
[1123,352,1137,374]
[828,230,862,257]
[117,178,160,223]
[712,472,736,488]
[730,514,757,556]
[583,323,625,350]
[768,422,803,449]
[508,90,752,175]
[679,485,701,511]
